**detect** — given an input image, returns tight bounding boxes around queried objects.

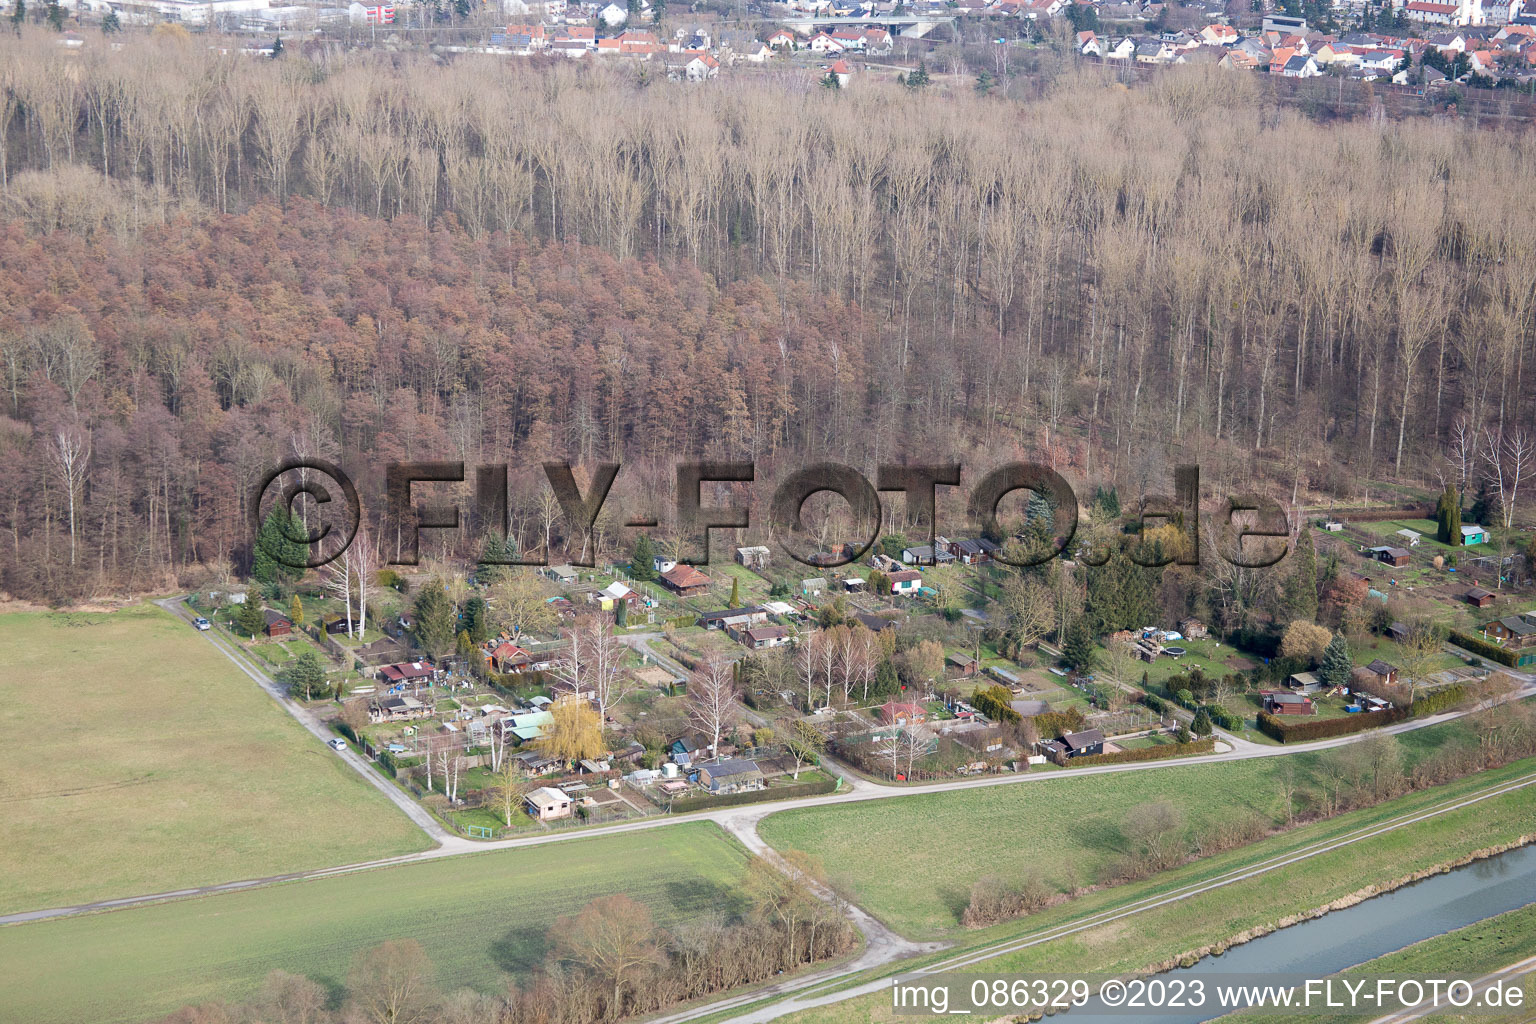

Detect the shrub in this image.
[1449,631,1520,667]
[972,685,1021,724]
[1034,707,1086,739]
[1409,683,1467,717]
[1256,707,1407,742]
[666,776,836,813]
[1208,705,1243,731]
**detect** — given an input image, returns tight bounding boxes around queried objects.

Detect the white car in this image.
[328,738,347,752]
[192,616,211,631]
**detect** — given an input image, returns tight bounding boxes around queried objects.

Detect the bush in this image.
[1409,683,1467,717]
[1140,692,1169,716]
[1034,707,1086,739]
[1449,631,1520,667]
[1208,705,1243,731]
[1068,737,1215,767]
[666,775,836,813]
[1256,707,1406,742]
[971,684,1021,724]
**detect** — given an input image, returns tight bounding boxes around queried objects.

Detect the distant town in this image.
[29,0,1536,92]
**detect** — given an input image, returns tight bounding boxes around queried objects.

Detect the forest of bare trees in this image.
[1,31,1533,600]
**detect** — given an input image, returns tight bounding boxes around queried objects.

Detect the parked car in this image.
[192,616,211,631]
[328,738,347,752]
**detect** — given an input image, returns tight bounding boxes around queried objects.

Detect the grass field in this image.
[0,822,751,1024]
[758,718,1482,938]
[0,604,430,914]
[754,758,1536,1024]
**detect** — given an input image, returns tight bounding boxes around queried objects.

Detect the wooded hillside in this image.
[1,35,1532,599]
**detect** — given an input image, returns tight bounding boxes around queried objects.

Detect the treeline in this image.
[4,35,1536,602]
[155,857,855,1024]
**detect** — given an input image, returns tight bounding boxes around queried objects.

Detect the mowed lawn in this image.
[0,604,430,914]
[758,721,1478,939]
[0,823,751,1024]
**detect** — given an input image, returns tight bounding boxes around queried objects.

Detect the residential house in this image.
[887,569,924,595]
[503,22,548,48]
[1262,691,1315,715]
[736,625,792,650]
[736,545,770,569]
[881,701,926,725]
[597,1,628,25]
[1200,22,1238,44]
[1136,39,1176,62]
[1356,47,1405,72]
[1405,0,1470,25]
[1368,546,1411,567]
[1281,53,1323,76]
[659,564,710,597]
[1078,29,1103,55]
[729,38,775,62]
[767,28,798,48]
[1361,659,1400,687]
[525,786,573,820]
[863,27,892,54]
[1102,36,1138,59]
[263,609,292,637]
[697,758,765,794]
[1481,614,1536,646]
[808,31,846,53]
[675,52,720,80]
[1465,586,1498,608]
[1060,728,1105,756]
[830,28,866,49]
[827,58,853,86]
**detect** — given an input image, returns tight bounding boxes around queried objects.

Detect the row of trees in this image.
[153,853,854,1024]
[4,39,1536,604]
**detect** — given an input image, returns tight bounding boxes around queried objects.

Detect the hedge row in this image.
[1410,683,1467,718]
[1208,706,1244,731]
[1449,631,1520,667]
[667,774,837,813]
[1256,706,1407,742]
[1067,736,1216,767]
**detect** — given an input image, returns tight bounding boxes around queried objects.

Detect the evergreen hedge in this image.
[1256,707,1406,742]
[666,775,837,813]
[1449,631,1520,667]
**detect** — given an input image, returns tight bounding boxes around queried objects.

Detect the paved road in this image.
[1367,951,1536,1024]
[9,599,1532,980]
[152,598,466,850]
[660,769,1536,1024]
